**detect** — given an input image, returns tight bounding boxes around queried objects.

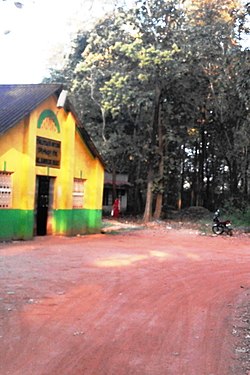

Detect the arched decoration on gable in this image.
[37,109,60,133]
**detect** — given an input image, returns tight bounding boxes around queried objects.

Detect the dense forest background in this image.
[44,0,250,221]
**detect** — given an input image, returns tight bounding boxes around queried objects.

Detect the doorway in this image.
[36,176,50,236]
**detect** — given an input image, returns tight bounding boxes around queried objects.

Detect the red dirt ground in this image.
[0,223,249,375]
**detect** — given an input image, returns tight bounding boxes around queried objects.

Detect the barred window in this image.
[72,178,85,208]
[0,172,13,208]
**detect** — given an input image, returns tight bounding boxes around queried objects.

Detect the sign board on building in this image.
[36,136,61,168]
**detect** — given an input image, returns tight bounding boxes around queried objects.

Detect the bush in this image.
[179,206,211,220]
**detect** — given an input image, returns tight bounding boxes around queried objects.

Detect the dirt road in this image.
[0,224,249,375]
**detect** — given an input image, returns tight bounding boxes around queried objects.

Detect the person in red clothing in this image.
[111,198,120,218]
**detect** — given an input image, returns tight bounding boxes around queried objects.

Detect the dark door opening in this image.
[36,176,50,236]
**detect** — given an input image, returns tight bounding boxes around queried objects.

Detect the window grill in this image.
[0,172,13,208]
[73,178,85,208]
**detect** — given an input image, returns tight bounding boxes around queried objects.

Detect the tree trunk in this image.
[142,82,161,222]
[134,159,142,214]
[154,192,163,219]
[143,164,153,222]
[153,101,164,220]
[230,158,238,196]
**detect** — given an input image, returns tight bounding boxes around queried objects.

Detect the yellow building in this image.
[0,84,104,240]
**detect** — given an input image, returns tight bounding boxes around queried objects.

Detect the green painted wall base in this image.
[0,208,102,241]
[0,209,34,241]
[53,209,102,236]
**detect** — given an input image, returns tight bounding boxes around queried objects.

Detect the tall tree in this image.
[72,1,183,221]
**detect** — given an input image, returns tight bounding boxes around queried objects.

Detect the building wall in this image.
[0,94,104,240]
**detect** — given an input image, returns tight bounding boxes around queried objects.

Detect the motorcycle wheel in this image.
[212,225,224,235]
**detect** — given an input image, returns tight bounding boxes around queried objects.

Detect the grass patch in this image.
[102,225,145,235]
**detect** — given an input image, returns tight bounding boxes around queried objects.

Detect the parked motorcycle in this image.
[212,210,233,236]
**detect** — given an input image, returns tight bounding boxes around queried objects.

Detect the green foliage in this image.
[45,0,250,217]
[221,203,250,229]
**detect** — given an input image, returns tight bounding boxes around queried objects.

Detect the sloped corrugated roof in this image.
[0,84,105,166]
[0,84,62,134]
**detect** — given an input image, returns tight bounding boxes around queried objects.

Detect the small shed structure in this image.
[102,172,132,215]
